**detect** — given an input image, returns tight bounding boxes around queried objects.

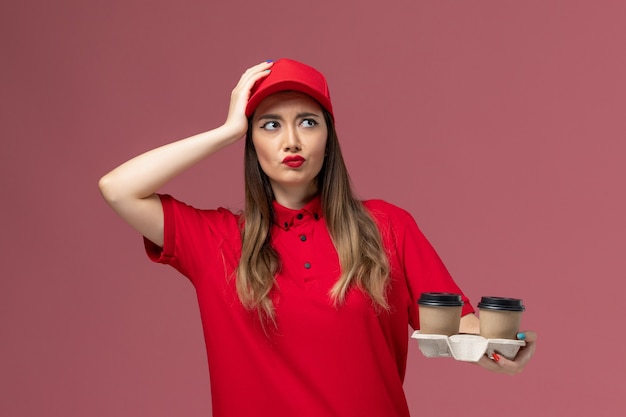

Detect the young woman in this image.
[99,59,536,417]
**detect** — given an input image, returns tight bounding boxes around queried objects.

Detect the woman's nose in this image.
[283,126,301,151]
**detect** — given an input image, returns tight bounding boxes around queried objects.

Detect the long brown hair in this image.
[236,109,390,325]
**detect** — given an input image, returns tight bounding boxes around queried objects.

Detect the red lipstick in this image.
[283,155,305,168]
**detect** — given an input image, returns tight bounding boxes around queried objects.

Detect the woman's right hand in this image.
[223,60,274,138]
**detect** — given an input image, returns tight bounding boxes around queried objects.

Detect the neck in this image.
[271,182,318,209]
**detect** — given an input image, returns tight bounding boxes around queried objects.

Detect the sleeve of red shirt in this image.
[396,205,475,328]
[143,194,240,285]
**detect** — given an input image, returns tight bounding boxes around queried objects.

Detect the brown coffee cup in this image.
[418,292,464,336]
[478,296,525,339]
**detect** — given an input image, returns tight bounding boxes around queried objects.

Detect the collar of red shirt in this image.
[272,196,323,230]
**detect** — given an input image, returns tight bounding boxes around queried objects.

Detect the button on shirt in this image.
[144,194,474,417]
[271,198,333,290]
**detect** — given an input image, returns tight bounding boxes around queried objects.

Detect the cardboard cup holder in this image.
[411,331,525,362]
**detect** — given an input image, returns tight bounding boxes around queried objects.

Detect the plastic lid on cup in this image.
[477,296,525,312]
[418,292,464,307]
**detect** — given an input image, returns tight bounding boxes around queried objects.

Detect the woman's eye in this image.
[262,121,280,131]
[301,119,318,128]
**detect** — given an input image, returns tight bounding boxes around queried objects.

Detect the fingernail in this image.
[492,353,500,363]
[517,332,526,340]
[266,59,273,63]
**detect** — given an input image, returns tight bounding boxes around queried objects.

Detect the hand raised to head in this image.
[224,60,274,138]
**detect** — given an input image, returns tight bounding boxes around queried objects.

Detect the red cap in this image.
[245,58,333,118]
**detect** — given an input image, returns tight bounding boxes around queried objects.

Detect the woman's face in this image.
[251,91,328,205]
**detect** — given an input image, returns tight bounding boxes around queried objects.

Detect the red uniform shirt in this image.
[145,194,474,417]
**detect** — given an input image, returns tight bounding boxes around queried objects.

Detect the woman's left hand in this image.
[476,331,537,375]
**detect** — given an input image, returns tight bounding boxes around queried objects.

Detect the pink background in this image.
[2,0,625,415]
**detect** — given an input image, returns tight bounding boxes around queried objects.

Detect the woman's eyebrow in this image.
[257,112,321,121]
[257,114,283,121]
[296,112,322,118]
